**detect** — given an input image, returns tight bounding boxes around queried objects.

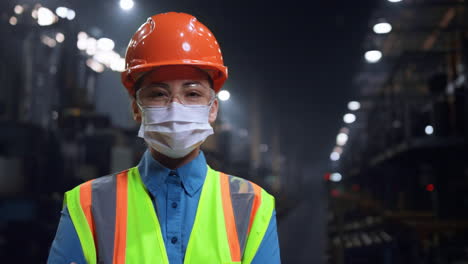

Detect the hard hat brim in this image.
[122,60,228,96]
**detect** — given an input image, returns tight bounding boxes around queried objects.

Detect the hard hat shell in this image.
[121,12,228,95]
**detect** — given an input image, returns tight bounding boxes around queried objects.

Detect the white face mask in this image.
[138,102,214,158]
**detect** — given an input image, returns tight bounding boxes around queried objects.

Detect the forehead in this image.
[140,65,210,85]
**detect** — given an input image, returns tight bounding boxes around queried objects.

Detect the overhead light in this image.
[120,0,134,10]
[85,38,97,55]
[388,0,402,2]
[348,101,361,111]
[330,173,342,182]
[9,16,18,26]
[37,7,57,26]
[373,22,392,34]
[31,9,38,19]
[86,59,105,73]
[78,32,88,40]
[55,32,65,43]
[110,57,126,72]
[97,38,115,51]
[94,50,120,66]
[14,5,24,15]
[218,90,231,101]
[55,7,68,18]
[365,50,382,63]
[336,133,348,146]
[330,152,340,161]
[425,125,434,135]
[343,113,356,124]
[77,38,87,50]
[66,9,76,20]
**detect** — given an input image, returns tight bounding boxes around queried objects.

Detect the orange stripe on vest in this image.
[113,171,129,264]
[80,180,96,246]
[247,182,262,234]
[220,173,241,262]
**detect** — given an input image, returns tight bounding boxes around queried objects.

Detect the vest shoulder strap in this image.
[219,172,275,263]
[65,170,130,264]
[65,179,97,264]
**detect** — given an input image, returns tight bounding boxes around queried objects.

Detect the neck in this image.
[149,147,200,170]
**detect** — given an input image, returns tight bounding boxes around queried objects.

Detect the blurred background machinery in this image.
[326,1,468,263]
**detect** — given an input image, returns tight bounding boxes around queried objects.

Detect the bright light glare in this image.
[86,59,105,73]
[365,50,382,63]
[14,5,24,15]
[330,152,340,161]
[97,38,115,51]
[94,50,120,66]
[66,9,76,20]
[120,0,134,10]
[348,101,361,111]
[330,173,342,182]
[373,22,392,34]
[336,133,348,146]
[77,38,87,50]
[110,58,126,72]
[86,38,97,55]
[56,32,65,43]
[218,90,231,101]
[37,7,56,26]
[9,16,18,26]
[78,32,88,40]
[343,113,356,124]
[425,125,434,135]
[55,7,68,18]
[388,0,402,2]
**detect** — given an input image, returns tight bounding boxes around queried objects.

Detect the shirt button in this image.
[171,202,178,209]
[169,171,177,177]
[171,237,178,244]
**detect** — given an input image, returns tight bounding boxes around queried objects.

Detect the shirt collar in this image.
[137,149,208,197]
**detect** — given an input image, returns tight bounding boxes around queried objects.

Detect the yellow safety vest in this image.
[64,165,275,264]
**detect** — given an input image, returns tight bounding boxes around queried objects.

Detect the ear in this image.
[208,98,219,123]
[131,99,142,123]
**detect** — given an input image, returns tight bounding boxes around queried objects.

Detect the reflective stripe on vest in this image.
[65,165,274,264]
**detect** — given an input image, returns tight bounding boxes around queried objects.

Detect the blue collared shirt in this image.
[47,150,281,263]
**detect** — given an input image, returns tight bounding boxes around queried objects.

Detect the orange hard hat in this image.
[121,12,228,95]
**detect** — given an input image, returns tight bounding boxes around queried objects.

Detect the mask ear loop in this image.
[136,89,144,110]
[135,88,152,125]
[207,88,216,110]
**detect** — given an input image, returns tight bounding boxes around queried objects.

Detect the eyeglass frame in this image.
[135,80,216,108]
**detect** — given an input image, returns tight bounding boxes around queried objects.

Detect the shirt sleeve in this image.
[250,209,281,264]
[47,205,87,264]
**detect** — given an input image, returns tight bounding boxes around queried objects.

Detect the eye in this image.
[141,85,169,99]
[148,91,166,98]
[186,91,202,97]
